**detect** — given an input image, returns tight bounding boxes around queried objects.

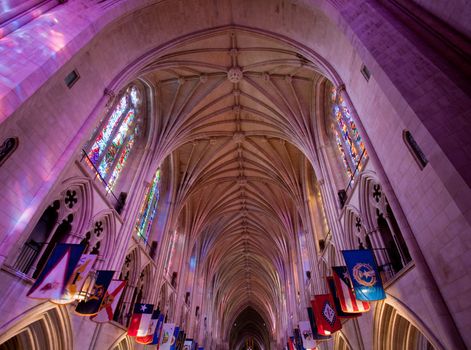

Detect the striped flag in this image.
[128,303,154,336]
[91,280,126,323]
[332,266,370,313]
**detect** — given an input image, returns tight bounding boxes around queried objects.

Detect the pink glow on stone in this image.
[14,206,34,233]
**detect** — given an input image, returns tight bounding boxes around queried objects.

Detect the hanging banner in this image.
[128,303,154,336]
[175,330,186,350]
[288,336,295,350]
[342,250,386,301]
[136,309,160,344]
[183,339,193,350]
[151,314,165,345]
[75,270,114,315]
[160,323,176,350]
[311,295,342,336]
[298,321,317,349]
[327,276,361,318]
[27,244,85,300]
[91,280,126,323]
[169,326,180,350]
[306,307,331,340]
[332,267,370,313]
[52,254,97,304]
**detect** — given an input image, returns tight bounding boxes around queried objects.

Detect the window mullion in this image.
[96,105,131,172]
[86,95,121,154]
[105,133,131,183]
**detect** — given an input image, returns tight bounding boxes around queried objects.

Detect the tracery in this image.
[86,85,142,191]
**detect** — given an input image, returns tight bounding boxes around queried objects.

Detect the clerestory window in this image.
[85,85,143,192]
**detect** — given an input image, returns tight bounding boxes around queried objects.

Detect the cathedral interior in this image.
[0,0,470,349]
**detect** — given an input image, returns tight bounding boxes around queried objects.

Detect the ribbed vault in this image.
[138,29,326,347]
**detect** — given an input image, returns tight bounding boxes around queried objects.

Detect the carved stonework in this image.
[227,67,243,83]
[0,137,18,167]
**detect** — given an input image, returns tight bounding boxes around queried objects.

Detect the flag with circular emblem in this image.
[342,249,386,301]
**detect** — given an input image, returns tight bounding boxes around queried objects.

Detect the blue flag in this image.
[151,314,165,344]
[342,249,386,301]
[170,326,180,350]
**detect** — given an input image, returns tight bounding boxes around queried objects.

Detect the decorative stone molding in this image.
[227,67,243,83]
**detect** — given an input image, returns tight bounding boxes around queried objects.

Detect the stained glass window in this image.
[135,169,161,241]
[330,87,368,185]
[85,85,142,192]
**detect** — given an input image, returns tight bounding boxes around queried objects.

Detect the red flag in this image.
[311,295,342,336]
[128,303,154,336]
[332,266,370,313]
[288,337,295,350]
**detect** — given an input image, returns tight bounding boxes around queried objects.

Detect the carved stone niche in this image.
[0,137,18,167]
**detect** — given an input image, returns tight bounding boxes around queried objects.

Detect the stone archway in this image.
[374,300,442,350]
[0,304,73,350]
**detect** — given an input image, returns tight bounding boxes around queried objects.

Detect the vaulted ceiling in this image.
[139,29,328,348]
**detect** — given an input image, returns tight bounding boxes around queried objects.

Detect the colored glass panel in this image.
[339,97,368,162]
[334,129,353,180]
[107,136,136,191]
[331,88,367,182]
[88,95,128,166]
[98,109,135,178]
[135,169,161,241]
[84,85,143,194]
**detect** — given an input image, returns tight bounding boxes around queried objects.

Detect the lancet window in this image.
[135,169,161,242]
[330,88,368,185]
[85,85,142,191]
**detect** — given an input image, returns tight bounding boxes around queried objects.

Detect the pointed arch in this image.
[343,206,365,250]
[0,304,73,350]
[358,172,412,280]
[374,298,443,350]
[108,334,134,350]
[56,176,94,236]
[334,331,352,350]
[80,209,118,269]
